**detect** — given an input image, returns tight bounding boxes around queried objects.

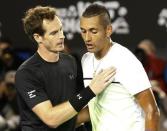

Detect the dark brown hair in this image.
[22,6,56,41]
[82,4,111,27]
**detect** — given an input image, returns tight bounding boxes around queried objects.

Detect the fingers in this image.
[104,78,114,87]
[104,70,116,82]
[97,69,103,74]
[98,67,116,78]
[89,66,116,95]
[104,72,116,87]
[92,66,116,84]
[103,67,116,77]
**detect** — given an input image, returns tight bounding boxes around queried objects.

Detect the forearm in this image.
[76,106,90,127]
[47,101,78,128]
[33,87,95,128]
[145,109,160,131]
[135,88,160,131]
[33,67,116,128]
[48,91,92,128]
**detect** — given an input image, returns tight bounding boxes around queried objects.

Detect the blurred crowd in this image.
[0,37,22,131]
[0,37,167,131]
[134,39,167,131]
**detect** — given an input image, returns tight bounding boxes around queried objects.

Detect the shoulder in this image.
[16,54,43,80]
[112,42,140,63]
[112,42,133,56]
[17,53,42,71]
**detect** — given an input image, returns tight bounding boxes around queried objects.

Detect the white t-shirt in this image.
[81,42,151,131]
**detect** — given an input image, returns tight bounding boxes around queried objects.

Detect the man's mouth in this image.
[57,42,64,45]
[86,44,94,49]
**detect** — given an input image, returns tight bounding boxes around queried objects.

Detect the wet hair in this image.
[22,6,57,41]
[82,4,111,27]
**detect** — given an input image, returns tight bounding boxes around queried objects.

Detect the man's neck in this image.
[37,46,59,62]
[95,41,112,60]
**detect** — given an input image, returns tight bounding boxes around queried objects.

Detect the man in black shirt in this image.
[15,6,116,131]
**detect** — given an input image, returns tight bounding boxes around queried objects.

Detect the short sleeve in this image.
[15,68,49,109]
[116,50,151,95]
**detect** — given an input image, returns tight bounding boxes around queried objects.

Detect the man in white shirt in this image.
[77,3,160,131]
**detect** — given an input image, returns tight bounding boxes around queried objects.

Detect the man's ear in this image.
[106,25,112,37]
[33,33,43,44]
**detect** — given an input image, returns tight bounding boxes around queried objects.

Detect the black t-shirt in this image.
[15,52,78,131]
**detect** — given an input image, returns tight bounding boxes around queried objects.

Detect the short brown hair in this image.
[22,6,57,41]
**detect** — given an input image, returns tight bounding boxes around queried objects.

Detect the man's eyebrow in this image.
[49,26,63,35]
[80,27,97,31]
[49,30,58,35]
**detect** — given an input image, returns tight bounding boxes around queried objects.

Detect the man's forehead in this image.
[80,15,101,22]
[43,16,62,30]
[43,16,61,25]
[80,16,102,28]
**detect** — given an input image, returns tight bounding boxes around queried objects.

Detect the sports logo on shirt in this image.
[68,73,75,80]
[27,90,36,99]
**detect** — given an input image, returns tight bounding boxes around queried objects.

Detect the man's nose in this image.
[85,32,91,42]
[59,30,65,39]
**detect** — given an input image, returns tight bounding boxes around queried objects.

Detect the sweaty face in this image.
[42,16,65,53]
[80,15,108,54]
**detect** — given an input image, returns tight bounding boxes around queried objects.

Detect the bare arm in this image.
[32,100,77,128]
[32,67,116,128]
[76,106,90,127]
[135,88,160,131]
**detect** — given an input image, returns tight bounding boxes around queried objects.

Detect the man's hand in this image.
[89,67,116,95]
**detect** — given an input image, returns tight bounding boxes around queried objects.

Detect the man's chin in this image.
[58,47,64,52]
[50,48,64,53]
[87,48,95,53]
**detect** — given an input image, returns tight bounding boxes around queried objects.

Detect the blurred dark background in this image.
[0,0,167,58]
[0,0,167,131]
